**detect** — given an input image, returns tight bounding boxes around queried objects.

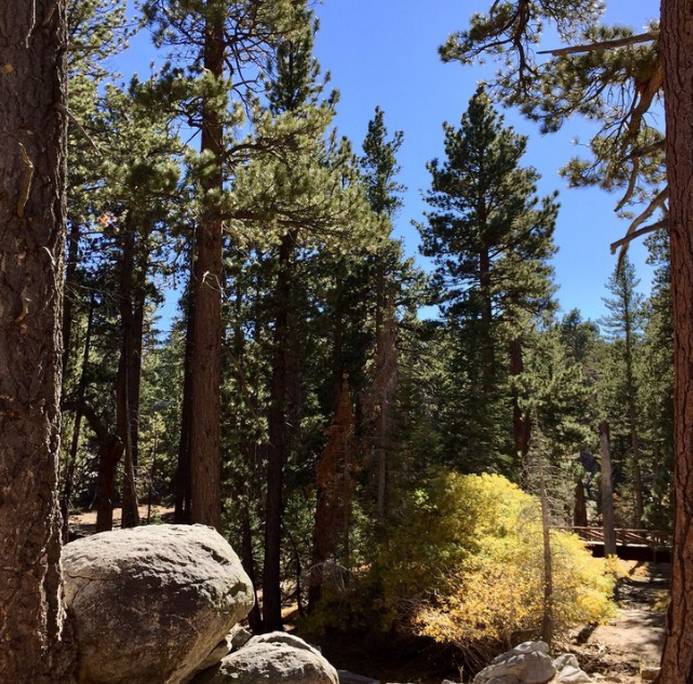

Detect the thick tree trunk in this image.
[175,254,196,523]
[61,294,95,541]
[308,378,356,612]
[573,478,588,528]
[659,2,693,680]
[116,219,141,529]
[186,15,224,529]
[263,233,293,631]
[0,2,73,680]
[599,422,617,557]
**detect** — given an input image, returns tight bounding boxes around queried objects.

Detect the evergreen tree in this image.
[442,6,693,670]
[599,256,646,526]
[418,87,558,471]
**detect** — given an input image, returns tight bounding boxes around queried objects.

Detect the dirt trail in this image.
[571,563,668,683]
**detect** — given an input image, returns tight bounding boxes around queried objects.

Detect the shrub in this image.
[376,470,615,648]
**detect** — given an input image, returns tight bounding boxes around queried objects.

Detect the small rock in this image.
[556,665,592,683]
[640,665,660,682]
[553,655,580,671]
[194,632,339,684]
[228,625,253,650]
[475,642,555,684]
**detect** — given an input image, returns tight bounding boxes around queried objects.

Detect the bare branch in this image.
[538,31,658,57]
[610,218,668,254]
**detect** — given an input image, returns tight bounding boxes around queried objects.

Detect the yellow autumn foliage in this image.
[377,471,615,648]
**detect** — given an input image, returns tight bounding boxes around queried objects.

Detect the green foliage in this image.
[309,471,614,653]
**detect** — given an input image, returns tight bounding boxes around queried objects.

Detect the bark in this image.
[0,2,73,680]
[61,294,95,541]
[599,422,617,557]
[186,13,224,529]
[308,378,356,611]
[175,252,195,523]
[263,232,293,631]
[115,218,141,529]
[573,478,588,528]
[659,2,693,680]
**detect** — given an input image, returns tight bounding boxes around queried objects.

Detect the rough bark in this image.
[263,232,293,631]
[599,422,617,557]
[115,218,141,529]
[0,2,73,680]
[573,478,588,528]
[659,1,693,680]
[308,378,356,611]
[175,252,195,523]
[186,14,224,530]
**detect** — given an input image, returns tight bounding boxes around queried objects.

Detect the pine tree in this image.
[441,6,693,670]
[418,87,558,470]
[599,256,646,526]
[0,2,74,680]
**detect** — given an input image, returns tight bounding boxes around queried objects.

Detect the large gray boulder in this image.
[63,524,254,684]
[194,632,339,684]
[473,642,556,684]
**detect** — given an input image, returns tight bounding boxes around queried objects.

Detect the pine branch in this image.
[610,219,668,254]
[537,31,658,57]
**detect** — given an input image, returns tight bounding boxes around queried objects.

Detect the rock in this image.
[338,671,379,684]
[556,665,592,683]
[640,665,660,682]
[229,624,253,650]
[194,632,339,684]
[552,655,579,672]
[474,642,555,684]
[63,524,254,684]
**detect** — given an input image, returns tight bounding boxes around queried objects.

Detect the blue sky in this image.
[113,0,662,322]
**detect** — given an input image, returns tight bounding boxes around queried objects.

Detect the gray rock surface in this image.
[194,632,339,684]
[556,665,592,683]
[552,655,580,672]
[63,524,254,684]
[474,642,555,684]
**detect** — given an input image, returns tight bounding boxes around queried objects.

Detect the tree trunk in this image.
[240,499,263,632]
[308,378,356,612]
[116,218,140,529]
[175,251,196,523]
[186,14,224,529]
[659,2,693,680]
[0,2,73,680]
[539,461,554,649]
[61,294,95,541]
[479,244,495,387]
[599,422,617,557]
[573,478,588,528]
[263,233,293,631]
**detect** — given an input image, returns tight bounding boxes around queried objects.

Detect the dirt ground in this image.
[569,562,668,683]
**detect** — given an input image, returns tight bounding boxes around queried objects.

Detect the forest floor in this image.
[569,561,668,683]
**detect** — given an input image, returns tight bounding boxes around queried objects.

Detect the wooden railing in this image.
[555,526,671,549]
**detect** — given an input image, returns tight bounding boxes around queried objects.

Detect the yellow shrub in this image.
[377,471,615,648]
